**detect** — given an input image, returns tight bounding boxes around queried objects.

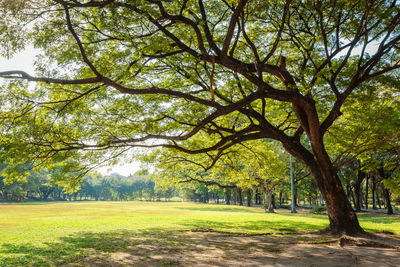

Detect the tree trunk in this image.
[293,187,298,207]
[377,167,393,214]
[271,194,275,209]
[286,140,364,235]
[377,190,381,209]
[225,189,231,205]
[288,121,368,234]
[365,175,369,210]
[348,185,356,208]
[383,187,393,215]
[313,168,363,234]
[354,169,365,212]
[246,189,251,207]
[372,175,377,210]
[255,189,261,204]
[263,188,274,213]
[237,188,243,206]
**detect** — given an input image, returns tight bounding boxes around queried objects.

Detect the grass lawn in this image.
[0,201,399,266]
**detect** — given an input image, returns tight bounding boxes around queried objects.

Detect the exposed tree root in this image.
[189,227,306,236]
[189,228,400,250]
[338,235,400,250]
[310,227,400,250]
[314,226,366,237]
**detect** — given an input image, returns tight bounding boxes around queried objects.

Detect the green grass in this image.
[0,201,399,266]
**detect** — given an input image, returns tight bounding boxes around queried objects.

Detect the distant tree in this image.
[363,150,399,214]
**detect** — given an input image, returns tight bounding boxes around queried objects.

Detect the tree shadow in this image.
[0,227,301,267]
[174,205,262,213]
[1,226,399,266]
[1,228,275,266]
[179,218,327,233]
[0,218,316,267]
[0,229,195,266]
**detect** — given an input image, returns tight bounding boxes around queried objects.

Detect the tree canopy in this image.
[1,0,400,234]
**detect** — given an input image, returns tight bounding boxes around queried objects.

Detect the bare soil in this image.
[78,230,400,267]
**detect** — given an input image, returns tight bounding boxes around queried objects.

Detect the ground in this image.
[1,201,399,266]
[80,231,400,267]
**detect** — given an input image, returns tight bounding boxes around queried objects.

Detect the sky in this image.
[0,47,141,176]
[0,46,38,73]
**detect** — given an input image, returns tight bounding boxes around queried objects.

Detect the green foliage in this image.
[0,0,399,182]
[326,82,400,166]
[144,139,289,207]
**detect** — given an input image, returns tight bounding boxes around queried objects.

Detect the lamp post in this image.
[290,154,297,213]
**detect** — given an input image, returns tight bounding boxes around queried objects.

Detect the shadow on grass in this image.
[179,219,327,233]
[174,205,263,213]
[1,218,322,267]
[0,229,193,266]
[0,228,288,266]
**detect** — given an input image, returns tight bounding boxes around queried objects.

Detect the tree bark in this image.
[237,188,243,206]
[377,167,393,214]
[365,175,369,210]
[354,169,365,212]
[313,168,363,234]
[283,140,364,235]
[246,189,252,207]
[271,194,275,209]
[372,175,377,210]
[225,189,231,205]
[263,188,274,213]
[383,187,393,215]
[377,190,381,209]
[255,189,261,204]
[348,185,356,208]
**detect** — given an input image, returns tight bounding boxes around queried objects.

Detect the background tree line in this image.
[0,166,176,202]
[1,147,398,215]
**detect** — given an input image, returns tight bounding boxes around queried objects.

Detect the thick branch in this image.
[221,0,248,56]
[0,71,100,84]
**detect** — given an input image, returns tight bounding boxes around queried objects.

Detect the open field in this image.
[1,201,400,266]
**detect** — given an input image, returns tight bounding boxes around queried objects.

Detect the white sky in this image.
[0,46,38,73]
[97,162,142,177]
[0,47,141,176]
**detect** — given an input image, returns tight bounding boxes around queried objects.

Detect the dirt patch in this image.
[71,231,400,267]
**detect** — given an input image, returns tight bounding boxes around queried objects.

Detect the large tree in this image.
[1,0,400,234]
